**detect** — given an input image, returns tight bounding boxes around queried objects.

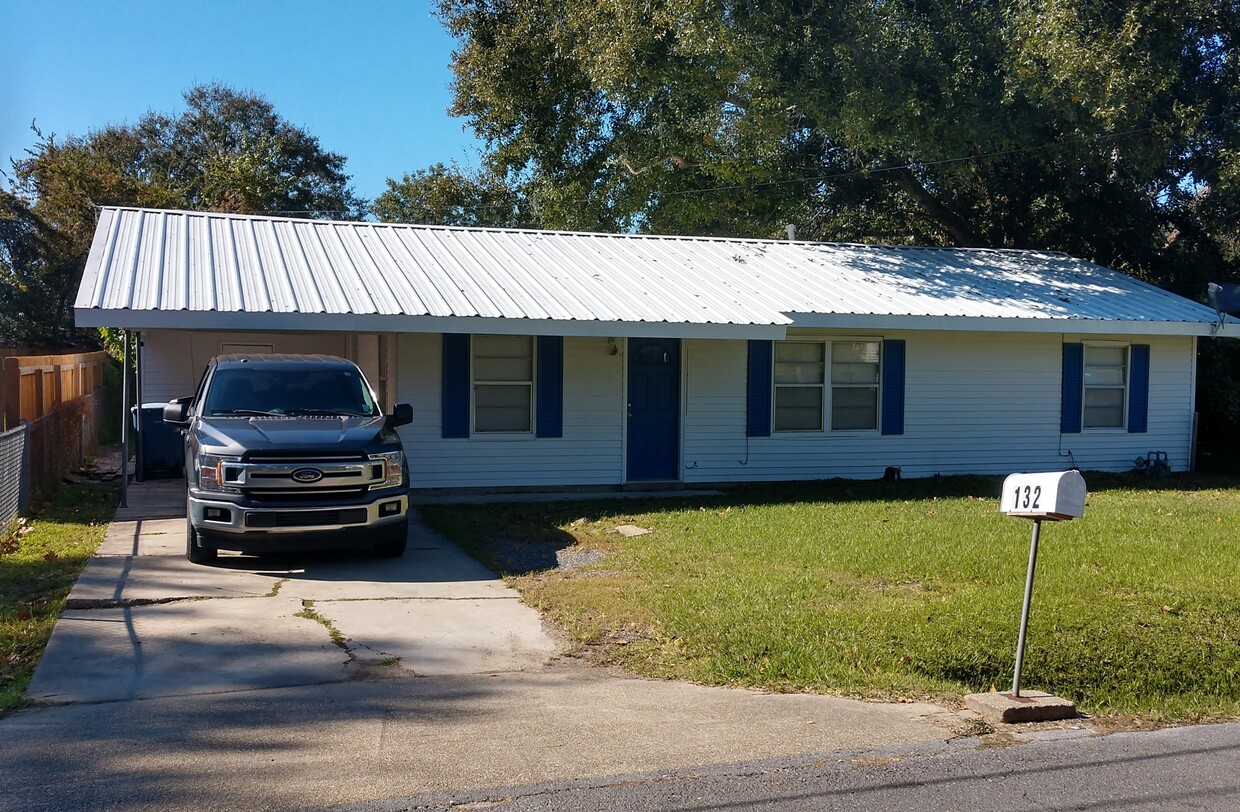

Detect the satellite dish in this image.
[1207,282,1240,327]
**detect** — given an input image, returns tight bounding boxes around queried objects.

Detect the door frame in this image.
[623,336,684,482]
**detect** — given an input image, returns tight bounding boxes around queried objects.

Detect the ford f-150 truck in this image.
[163,354,414,564]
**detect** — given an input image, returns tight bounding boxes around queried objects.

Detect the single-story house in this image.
[76,206,1238,489]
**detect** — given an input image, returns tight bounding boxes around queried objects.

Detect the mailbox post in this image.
[999,470,1086,696]
[965,471,1084,723]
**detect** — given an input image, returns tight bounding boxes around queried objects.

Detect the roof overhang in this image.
[73,308,794,340]
[786,312,1240,338]
[76,306,1240,339]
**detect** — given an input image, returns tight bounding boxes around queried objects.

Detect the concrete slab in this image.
[965,690,1078,723]
[98,517,187,557]
[322,596,559,675]
[27,595,348,704]
[66,555,292,605]
[113,480,186,521]
[274,522,509,601]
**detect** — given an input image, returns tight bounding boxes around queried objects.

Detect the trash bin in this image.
[131,403,184,479]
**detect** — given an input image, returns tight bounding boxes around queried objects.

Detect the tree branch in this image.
[617,154,702,175]
[887,166,984,247]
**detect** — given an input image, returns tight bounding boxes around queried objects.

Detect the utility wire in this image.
[662,114,1233,197]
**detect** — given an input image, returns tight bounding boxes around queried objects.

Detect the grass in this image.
[0,482,116,713]
[423,473,1240,725]
[295,599,349,651]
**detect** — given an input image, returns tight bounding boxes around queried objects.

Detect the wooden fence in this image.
[0,351,110,496]
[2,351,108,430]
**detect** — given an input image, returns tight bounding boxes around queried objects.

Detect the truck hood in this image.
[194,415,395,456]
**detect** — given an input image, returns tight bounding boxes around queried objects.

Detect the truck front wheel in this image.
[373,523,408,558]
[186,508,218,565]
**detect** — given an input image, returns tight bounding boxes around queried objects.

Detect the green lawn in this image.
[0,482,116,713]
[423,474,1240,724]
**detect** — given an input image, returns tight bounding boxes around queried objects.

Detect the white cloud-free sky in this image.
[1,0,483,204]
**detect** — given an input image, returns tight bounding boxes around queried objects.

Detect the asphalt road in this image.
[326,722,1240,812]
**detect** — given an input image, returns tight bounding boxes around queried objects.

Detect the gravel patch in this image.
[485,539,609,574]
[555,548,608,570]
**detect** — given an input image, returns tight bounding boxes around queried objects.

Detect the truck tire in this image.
[186,512,217,564]
[373,523,408,558]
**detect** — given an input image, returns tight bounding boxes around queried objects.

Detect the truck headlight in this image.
[196,453,243,493]
[369,450,404,489]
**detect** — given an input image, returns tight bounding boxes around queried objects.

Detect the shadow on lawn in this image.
[421,471,1240,576]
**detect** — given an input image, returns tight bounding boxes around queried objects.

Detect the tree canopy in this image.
[374,162,527,227]
[3,83,362,350]
[432,0,1240,293]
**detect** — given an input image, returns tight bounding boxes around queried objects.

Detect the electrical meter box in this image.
[1000,471,1086,521]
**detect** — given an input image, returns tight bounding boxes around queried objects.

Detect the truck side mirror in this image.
[163,396,193,427]
[388,402,413,428]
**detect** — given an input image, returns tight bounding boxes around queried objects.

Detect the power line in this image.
[661,115,1233,198]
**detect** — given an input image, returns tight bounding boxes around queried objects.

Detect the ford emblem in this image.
[291,468,324,483]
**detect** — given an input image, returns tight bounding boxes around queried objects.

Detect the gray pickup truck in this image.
[163,354,414,564]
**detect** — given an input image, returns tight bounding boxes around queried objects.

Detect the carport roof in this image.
[74,206,1233,338]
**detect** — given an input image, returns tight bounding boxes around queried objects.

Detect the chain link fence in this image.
[0,422,30,530]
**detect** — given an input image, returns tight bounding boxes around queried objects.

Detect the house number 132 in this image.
[1014,485,1042,510]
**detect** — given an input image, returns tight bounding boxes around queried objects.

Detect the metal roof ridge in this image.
[96,206,1077,257]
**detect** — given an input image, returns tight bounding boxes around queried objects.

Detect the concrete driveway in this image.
[3,482,970,812]
[28,482,558,704]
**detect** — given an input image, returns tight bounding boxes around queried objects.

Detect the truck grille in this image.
[220,458,385,495]
[243,488,369,503]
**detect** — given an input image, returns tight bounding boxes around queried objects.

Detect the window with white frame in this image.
[830,342,881,430]
[773,340,881,432]
[774,342,825,431]
[473,335,533,433]
[1083,344,1127,429]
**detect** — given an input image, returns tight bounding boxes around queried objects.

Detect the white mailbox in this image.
[1000,471,1086,521]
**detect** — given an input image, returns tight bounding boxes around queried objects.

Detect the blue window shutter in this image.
[441,334,470,439]
[747,340,772,437]
[1062,343,1084,434]
[881,340,906,436]
[536,335,563,438]
[1128,344,1150,433]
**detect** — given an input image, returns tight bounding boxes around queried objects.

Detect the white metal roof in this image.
[75,207,1235,338]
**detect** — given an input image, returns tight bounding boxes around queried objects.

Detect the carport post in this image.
[134,331,144,483]
[119,330,129,508]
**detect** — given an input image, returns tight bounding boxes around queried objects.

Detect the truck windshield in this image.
[203,368,379,417]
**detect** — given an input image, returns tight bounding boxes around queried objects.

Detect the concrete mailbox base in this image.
[964,690,1077,724]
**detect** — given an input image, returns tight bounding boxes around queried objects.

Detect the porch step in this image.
[621,481,686,492]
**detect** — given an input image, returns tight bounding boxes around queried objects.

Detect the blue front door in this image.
[626,338,680,481]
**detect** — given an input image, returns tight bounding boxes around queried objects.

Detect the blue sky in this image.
[1,1,482,204]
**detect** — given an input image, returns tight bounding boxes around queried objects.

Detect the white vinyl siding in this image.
[139,330,347,403]
[398,333,623,488]
[682,332,1196,482]
[1083,345,1128,429]
[472,335,533,433]
[139,328,1197,488]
